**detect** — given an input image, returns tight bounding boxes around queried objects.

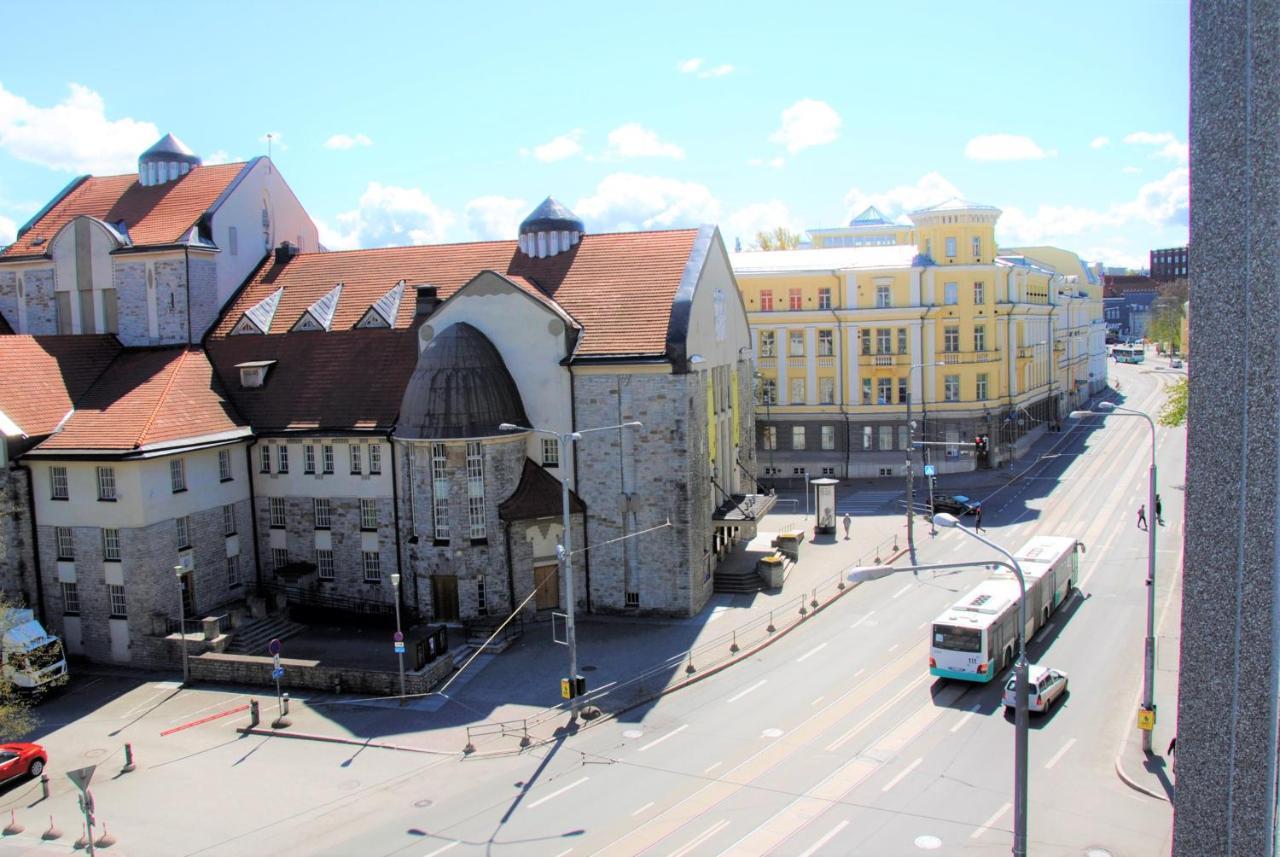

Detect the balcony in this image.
[787,356,806,369]
[757,356,777,369]
[940,350,1001,365]
[858,353,904,367]
[817,356,835,368]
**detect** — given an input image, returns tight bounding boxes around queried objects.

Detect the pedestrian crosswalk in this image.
[835,490,903,515]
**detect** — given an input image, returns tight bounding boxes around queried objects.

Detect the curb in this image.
[236,725,459,756]
[1113,752,1171,802]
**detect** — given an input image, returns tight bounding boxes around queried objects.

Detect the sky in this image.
[0,2,1188,270]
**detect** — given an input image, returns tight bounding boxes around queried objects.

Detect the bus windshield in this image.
[933,624,982,652]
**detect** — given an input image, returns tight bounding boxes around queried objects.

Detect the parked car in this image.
[1003,665,1069,714]
[0,743,45,785]
[931,494,976,516]
[1170,357,1184,368]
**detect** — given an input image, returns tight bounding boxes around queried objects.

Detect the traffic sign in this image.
[267,638,282,656]
[271,667,284,680]
[923,464,936,476]
[393,630,404,643]
[66,764,96,792]
[394,642,405,654]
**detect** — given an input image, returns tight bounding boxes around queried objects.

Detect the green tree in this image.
[754,227,801,251]
[1149,278,1189,352]
[0,600,37,740]
[1159,376,1188,427]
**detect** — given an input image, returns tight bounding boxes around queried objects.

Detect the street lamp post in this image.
[390,572,405,703]
[1070,401,1158,752]
[175,565,189,686]
[905,361,943,555]
[499,419,643,719]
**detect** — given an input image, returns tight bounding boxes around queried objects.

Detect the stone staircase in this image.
[225,615,306,656]
[713,565,767,594]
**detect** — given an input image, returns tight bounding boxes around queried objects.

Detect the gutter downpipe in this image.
[245,438,263,589]
[184,246,193,345]
[389,434,405,619]
[14,462,47,625]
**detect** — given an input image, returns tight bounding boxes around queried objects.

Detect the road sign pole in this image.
[267,639,289,728]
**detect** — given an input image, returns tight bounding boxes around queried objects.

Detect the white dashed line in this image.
[703,761,722,774]
[797,820,850,857]
[728,680,767,703]
[850,611,876,629]
[639,724,688,752]
[971,802,1012,839]
[631,801,654,817]
[1045,737,1077,769]
[526,777,589,809]
[422,841,460,857]
[811,695,826,706]
[669,819,730,857]
[950,703,982,733]
[797,642,828,663]
[881,757,923,792]
[892,583,913,599]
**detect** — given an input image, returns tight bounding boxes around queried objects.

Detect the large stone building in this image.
[730,199,1107,479]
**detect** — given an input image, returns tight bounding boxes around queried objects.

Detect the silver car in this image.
[1003,664,1069,713]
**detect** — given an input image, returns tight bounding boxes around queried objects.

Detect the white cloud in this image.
[464,195,527,241]
[842,172,964,221]
[1122,166,1141,174]
[678,58,733,78]
[574,173,720,232]
[0,82,158,174]
[1090,136,1110,149]
[324,133,373,150]
[0,214,15,246]
[203,150,236,166]
[701,64,734,78]
[726,201,802,248]
[604,124,685,160]
[259,131,287,152]
[317,182,455,250]
[769,99,841,154]
[520,129,583,163]
[1123,131,1188,164]
[678,58,702,73]
[748,156,786,168]
[964,134,1054,161]
[997,166,1188,244]
[1077,245,1147,271]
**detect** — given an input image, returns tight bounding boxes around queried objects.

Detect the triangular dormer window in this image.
[231,287,283,335]
[356,281,405,329]
[291,283,343,333]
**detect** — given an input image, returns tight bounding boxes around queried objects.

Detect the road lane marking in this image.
[880,756,924,792]
[703,761,722,775]
[631,802,654,817]
[952,540,967,553]
[526,777,589,809]
[891,583,913,599]
[949,704,981,733]
[1045,737,1076,769]
[422,841,460,857]
[849,611,875,629]
[970,802,1011,839]
[825,675,928,753]
[668,819,729,857]
[797,820,850,857]
[638,724,688,752]
[797,642,828,663]
[554,850,573,857]
[810,695,826,706]
[887,643,899,653]
[917,619,930,630]
[728,680,767,703]
[853,667,866,679]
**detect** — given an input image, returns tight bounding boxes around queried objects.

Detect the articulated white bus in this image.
[929,536,1082,683]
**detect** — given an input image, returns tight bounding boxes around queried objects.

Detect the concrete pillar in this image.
[1177,2,1280,853]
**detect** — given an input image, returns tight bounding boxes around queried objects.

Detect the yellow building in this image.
[730,198,1107,480]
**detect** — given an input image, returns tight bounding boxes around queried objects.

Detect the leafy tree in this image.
[754,227,801,251]
[0,600,36,740]
[1150,278,1189,352]
[1159,376,1188,427]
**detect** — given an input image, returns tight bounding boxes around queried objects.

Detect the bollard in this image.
[249,699,260,728]
[767,611,776,634]
[810,591,819,611]
[519,727,532,748]
[282,692,290,716]
[685,655,696,675]
[4,810,24,835]
[95,822,117,848]
[40,773,50,800]
[729,631,739,654]
[42,815,61,841]
[121,743,135,774]
[463,739,476,755]
[75,823,90,850]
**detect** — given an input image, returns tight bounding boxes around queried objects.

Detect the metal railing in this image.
[256,581,416,626]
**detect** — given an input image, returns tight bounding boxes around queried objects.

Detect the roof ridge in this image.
[132,347,192,449]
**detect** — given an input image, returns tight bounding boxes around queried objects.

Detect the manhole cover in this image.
[761,728,783,738]
[414,799,433,808]
[581,665,597,672]
[1084,849,1114,857]
[915,835,942,850]
[623,729,643,739]
[83,748,107,759]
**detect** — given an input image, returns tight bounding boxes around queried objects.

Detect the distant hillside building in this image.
[1150,245,1189,283]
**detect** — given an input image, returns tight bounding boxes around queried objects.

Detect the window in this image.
[863,426,873,450]
[314,498,332,529]
[761,378,777,404]
[96,466,116,501]
[51,466,69,500]
[944,282,958,305]
[176,516,191,550]
[269,497,285,528]
[817,329,833,356]
[792,467,807,476]
[467,441,486,540]
[790,378,805,404]
[763,426,777,450]
[862,378,872,405]
[350,445,362,475]
[272,548,288,571]
[974,325,987,353]
[976,373,989,401]
[170,458,186,493]
[61,581,79,615]
[974,281,985,304]
[369,444,382,475]
[228,225,239,256]
[944,325,960,352]
[477,577,488,616]
[972,236,981,258]
[316,549,335,580]
[322,445,334,474]
[277,444,289,474]
[304,445,316,474]
[791,426,806,450]
[876,285,891,308]
[821,425,835,450]
[821,466,836,477]
[625,591,639,609]
[363,551,382,582]
[360,498,379,531]
[876,328,892,353]
[879,426,894,450]
[107,585,127,618]
[878,378,893,404]
[759,290,774,311]
[431,442,450,541]
[788,288,803,310]
[259,445,271,474]
[226,554,241,588]
[945,236,957,258]
[758,330,776,357]
[103,528,120,561]
[897,328,908,354]
[819,377,835,404]
[944,375,960,402]
[223,504,236,536]
[218,449,233,482]
[860,329,871,355]
[789,331,805,356]
[55,527,74,560]
[818,287,832,310]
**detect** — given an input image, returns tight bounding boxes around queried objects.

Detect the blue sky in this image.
[0,1,1188,269]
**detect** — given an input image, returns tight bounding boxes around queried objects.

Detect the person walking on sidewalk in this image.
[1137,503,1148,530]
[974,505,985,532]
[842,514,852,541]
[1156,494,1164,526]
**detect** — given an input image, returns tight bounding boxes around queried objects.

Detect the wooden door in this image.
[534,564,560,611]
[431,575,459,622]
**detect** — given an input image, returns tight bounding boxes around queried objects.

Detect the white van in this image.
[2,610,68,692]
[1003,664,1068,713]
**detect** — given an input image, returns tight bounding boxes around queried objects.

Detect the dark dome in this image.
[397,323,528,439]
[139,133,201,167]
[519,197,584,235]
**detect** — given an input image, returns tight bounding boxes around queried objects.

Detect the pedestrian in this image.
[842,513,852,541]
[1137,504,1148,530]
[974,505,984,532]
[1155,494,1164,526]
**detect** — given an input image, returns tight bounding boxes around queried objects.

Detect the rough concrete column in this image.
[1178,1,1280,853]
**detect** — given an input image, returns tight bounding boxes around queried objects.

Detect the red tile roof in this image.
[37,347,247,451]
[206,329,419,432]
[210,229,701,357]
[0,335,122,438]
[1,163,248,259]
